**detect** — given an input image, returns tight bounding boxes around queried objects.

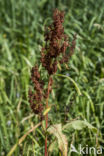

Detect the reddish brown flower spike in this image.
[28,9,76,118]
[28,65,44,115]
[41,9,76,75]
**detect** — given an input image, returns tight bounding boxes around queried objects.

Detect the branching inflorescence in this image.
[41,9,76,75]
[28,8,76,156]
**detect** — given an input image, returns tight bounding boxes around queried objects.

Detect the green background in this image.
[0,0,104,155]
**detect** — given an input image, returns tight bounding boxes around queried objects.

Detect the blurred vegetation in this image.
[0,0,104,155]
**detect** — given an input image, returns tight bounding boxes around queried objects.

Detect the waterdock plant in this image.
[28,9,76,156]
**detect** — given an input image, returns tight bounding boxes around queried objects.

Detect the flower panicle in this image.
[41,8,76,75]
[28,65,44,115]
[28,9,76,118]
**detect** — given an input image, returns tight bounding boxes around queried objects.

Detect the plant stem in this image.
[45,77,51,156]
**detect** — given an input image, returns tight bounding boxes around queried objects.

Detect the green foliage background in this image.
[0,0,104,155]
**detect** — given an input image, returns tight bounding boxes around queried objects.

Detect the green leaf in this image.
[56,74,81,96]
[63,120,98,133]
[21,55,32,67]
[0,109,10,150]
[43,106,51,116]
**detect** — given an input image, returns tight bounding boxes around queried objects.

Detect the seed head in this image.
[41,9,76,75]
[28,65,44,115]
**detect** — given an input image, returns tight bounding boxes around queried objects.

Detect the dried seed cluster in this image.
[41,9,76,75]
[28,9,76,116]
[28,66,44,114]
